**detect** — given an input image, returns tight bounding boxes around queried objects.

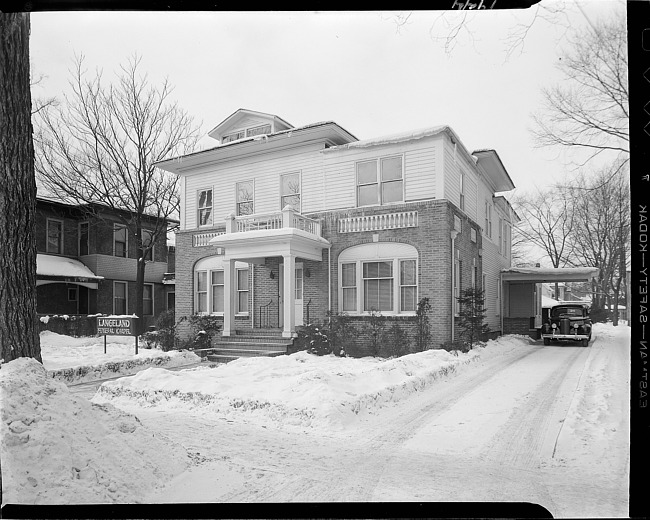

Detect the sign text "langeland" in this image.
[97,317,135,336]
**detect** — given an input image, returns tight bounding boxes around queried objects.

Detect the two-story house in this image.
[35,196,176,330]
[156,109,519,356]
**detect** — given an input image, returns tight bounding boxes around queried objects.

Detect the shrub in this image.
[294,323,332,356]
[455,287,490,350]
[326,311,358,357]
[177,314,222,350]
[141,310,178,351]
[381,322,411,358]
[415,297,432,351]
[367,309,386,357]
[440,339,471,353]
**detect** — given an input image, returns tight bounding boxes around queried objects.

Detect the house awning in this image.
[36,254,103,289]
[501,267,600,283]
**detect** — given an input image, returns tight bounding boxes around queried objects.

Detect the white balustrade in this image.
[193,231,225,247]
[338,211,418,233]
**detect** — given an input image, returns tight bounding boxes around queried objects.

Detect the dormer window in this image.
[222,124,273,144]
[246,124,271,138]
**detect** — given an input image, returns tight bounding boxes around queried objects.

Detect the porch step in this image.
[207,329,293,363]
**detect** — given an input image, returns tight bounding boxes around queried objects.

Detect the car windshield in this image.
[551,306,584,318]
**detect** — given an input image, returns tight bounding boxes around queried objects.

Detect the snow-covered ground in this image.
[40,331,201,383]
[1,324,630,516]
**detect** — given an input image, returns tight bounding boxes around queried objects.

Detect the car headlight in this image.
[552,323,557,329]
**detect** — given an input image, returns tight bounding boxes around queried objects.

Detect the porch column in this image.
[282,253,296,338]
[222,258,236,336]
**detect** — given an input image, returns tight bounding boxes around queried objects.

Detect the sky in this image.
[29,2,625,197]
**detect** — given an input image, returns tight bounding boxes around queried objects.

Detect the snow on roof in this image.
[502,267,600,283]
[37,254,103,280]
[326,125,451,151]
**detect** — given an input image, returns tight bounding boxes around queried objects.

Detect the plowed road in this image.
[133,331,628,517]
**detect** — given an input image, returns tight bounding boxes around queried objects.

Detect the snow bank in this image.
[94,335,534,430]
[0,357,189,504]
[40,331,201,384]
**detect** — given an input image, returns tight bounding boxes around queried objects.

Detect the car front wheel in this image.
[581,338,589,347]
[543,338,551,346]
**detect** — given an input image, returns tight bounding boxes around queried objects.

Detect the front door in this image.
[279,263,304,327]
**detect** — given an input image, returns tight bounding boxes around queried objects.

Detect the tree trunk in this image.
[0,13,42,363]
[134,225,146,335]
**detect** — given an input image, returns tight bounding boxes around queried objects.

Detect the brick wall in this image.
[174,200,485,352]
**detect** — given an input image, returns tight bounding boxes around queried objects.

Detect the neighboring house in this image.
[156,108,519,354]
[35,196,177,330]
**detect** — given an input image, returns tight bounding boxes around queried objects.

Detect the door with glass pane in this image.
[278,264,304,327]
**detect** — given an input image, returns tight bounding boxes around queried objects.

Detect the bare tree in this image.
[34,55,201,332]
[512,185,577,299]
[0,13,42,363]
[30,65,58,116]
[568,162,629,324]
[531,13,628,166]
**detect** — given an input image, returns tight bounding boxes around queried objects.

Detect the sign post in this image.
[97,316,140,355]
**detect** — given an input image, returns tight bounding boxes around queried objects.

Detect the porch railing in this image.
[338,210,418,233]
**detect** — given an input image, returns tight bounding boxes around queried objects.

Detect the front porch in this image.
[208,205,329,338]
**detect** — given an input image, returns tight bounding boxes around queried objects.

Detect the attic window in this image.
[246,124,271,137]
[222,131,245,144]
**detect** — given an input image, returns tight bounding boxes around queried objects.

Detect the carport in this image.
[500,267,600,338]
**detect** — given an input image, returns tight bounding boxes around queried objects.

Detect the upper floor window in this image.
[484,202,492,239]
[459,172,465,211]
[46,218,63,255]
[498,217,503,253]
[198,188,213,227]
[356,155,404,207]
[113,224,127,257]
[141,229,154,262]
[281,173,301,211]
[236,180,254,216]
[78,222,89,256]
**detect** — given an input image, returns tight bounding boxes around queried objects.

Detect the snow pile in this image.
[0,357,189,504]
[94,335,535,430]
[41,331,201,384]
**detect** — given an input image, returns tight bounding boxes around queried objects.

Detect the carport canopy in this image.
[501,266,600,283]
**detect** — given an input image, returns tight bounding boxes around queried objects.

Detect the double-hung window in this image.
[78,222,89,256]
[356,155,404,207]
[196,271,208,313]
[459,172,465,211]
[198,189,213,227]
[114,281,127,315]
[236,269,249,313]
[114,224,127,257]
[485,202,492,238]
[280,173,301,211]
[143,284,153,315]
[46,219,63,254]
[236,181,254,216]
[400,260,417,312]
[211,271,224,313]
[341,263,357,312]
[363,261,393,312]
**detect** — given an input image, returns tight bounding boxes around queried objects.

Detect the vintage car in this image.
[541,303,592,347]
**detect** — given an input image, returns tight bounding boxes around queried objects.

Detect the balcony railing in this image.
[338,210,418,233]
[193,231,225,247]
[226,206,322,237]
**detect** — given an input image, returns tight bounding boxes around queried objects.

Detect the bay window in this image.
[339,242,418,315]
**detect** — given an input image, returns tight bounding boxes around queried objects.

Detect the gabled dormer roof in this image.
[207,108,294,144]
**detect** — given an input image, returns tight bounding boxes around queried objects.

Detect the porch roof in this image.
[501,266,600,283]
[36,254,104,285]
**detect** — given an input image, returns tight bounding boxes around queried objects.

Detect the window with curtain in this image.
[198,189,213,227]
[363,261,393,312]
[236,181,254,216]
